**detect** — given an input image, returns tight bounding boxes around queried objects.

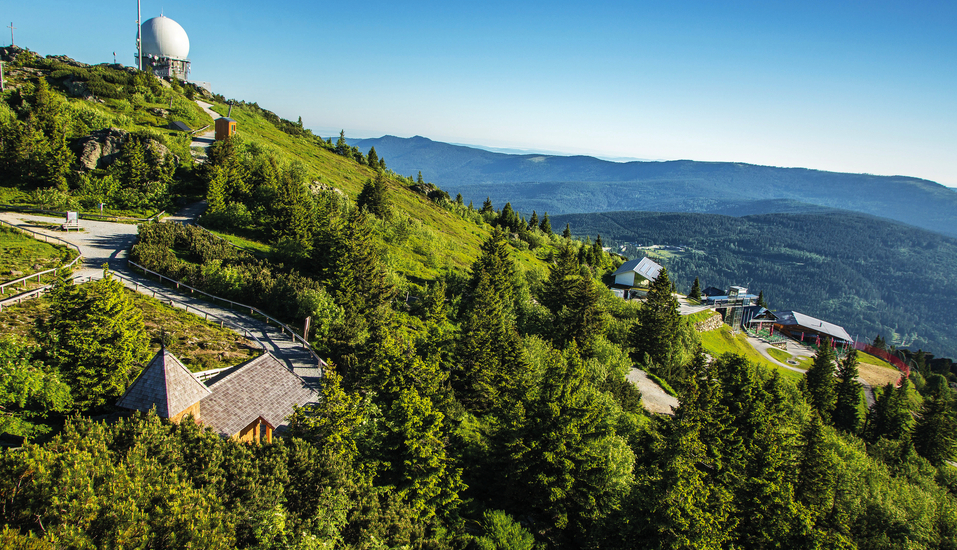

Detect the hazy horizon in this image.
[7,0,957,186]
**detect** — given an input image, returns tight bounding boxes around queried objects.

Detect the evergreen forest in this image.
[2,47,957,549]
[552,210,957,360]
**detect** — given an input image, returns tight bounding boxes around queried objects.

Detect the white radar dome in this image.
[140,16,190,60]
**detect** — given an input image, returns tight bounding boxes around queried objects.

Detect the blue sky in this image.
[7,1,957,185]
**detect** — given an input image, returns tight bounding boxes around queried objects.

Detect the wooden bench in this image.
[61,219,80,231]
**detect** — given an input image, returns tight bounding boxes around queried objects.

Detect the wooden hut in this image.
[214,117,237,141]
[117,349,318,443]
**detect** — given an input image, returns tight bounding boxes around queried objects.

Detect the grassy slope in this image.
[699,325,803,383]
[0,288,255,372]
[206,101,547,281]
[0,225,75,284]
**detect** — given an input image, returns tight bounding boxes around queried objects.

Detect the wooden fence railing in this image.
[127,260,326,368]
[0,219,84,297]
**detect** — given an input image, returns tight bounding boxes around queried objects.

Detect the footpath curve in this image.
[0,211,321,386]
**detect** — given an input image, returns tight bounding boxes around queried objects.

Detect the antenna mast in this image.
[136,0,142,70]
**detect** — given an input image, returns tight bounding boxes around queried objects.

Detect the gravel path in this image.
[627,368,679,415]
[0,211,322,386]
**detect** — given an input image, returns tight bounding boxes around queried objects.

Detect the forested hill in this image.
[554,209,957,357]
[348,135,957,239]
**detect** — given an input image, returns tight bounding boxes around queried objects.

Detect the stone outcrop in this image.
[61,76,90,98]
[72,128,178,170]
[694,311,724,333]
[309,181,345,197]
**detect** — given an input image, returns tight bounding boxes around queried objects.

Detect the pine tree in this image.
[417,171,424,184]
[383,387,465,521]
[863,380,914,443]
[206,166,229,214]
[756,290,768,308]
[563,223,572,239]
[688,277,701,301]
[464,228,516,318]
[541,242,581,314]
[274,162,313,245]
[508,343,618,532]
[652,400,730,550]
[912,377,957,465]
[803,339,837,420]
[289,369,366,463]
[560,270,605,352]
[540,212,552,234]
[357,171,390,218]
[832,349,863,434]
[327,210,395,377]
[367,146,379,169]
[335,130,349,156]
[631,267,682,380]
[795,413,836,518]
[44,270,149,411]
[528,210,539,230]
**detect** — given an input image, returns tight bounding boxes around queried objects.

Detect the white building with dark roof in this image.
[612,257,662,288]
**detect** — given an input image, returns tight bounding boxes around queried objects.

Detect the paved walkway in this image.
[0,211,322,386]
[189,101,218,160]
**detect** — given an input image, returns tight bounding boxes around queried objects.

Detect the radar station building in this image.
[138,15,191,80]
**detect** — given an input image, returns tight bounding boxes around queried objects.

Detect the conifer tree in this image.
[688,277,701,301]
[652,390,730,550]
[803,338,837,420]
[833,349,863,434]
[335,130,349,156]
[328,209,395,377]
[508,343,618,532]
[912,377,957,465]
[417,171,424,184]
[631,267,682,380]
[480,196,493,214]
[756,290,768,308]
[528,210,539,230]
[541,242,581,314]
[383,387,464,521]
[367,146,379,169]
[274,162,313,245]
[464,228,516,318]
[795,413,836,519]
[539,212,552,234]
[863,380,914,443]
[357,170,390,219]
[559,270,605,352]
[206,166,229,214]
[563,223,572,239]
[43,270,149,411]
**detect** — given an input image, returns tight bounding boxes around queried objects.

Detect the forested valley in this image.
[2,48,957,549]
[553,210,957,361]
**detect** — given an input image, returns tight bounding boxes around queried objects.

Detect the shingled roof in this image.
[116,349,212,418]
[199,353,319,437]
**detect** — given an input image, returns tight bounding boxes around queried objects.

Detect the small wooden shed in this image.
[214,117,237,141]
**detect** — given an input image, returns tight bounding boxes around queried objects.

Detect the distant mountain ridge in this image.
[349,135,957,238]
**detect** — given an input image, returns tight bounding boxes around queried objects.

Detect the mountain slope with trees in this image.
[348,135,957,238]
[3,46,957,549]
[553,209,957,359]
